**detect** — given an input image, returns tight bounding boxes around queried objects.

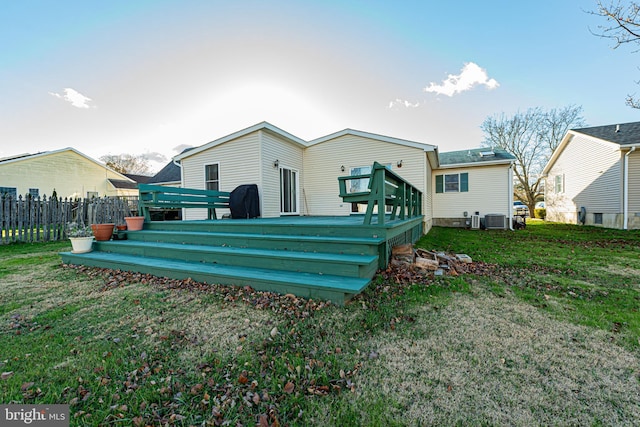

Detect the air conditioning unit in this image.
[471,214,480,229]
[484,214,506,229]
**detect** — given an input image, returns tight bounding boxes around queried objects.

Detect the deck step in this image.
[95,240,378,278]
[124,230,383,255]
[60,251,370,305]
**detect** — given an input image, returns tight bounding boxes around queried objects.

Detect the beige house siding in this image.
[432,165,511,225]
[260,130,305,217]
[0,149,131,198]
[303,134,429,221]
[628,150,640,214]
[181,132,261,220]
[546,135,622,226]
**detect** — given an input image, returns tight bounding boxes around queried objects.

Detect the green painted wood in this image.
[338,162,422,225]
[125,230,383,255]
[60,251,369,305]
[95,240,378,278]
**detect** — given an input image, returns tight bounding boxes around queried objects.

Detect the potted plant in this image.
[124,215,145,231]
[91,223,115,241]
[67,222,94,253]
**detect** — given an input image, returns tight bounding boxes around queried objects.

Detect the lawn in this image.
[0,221,639,426]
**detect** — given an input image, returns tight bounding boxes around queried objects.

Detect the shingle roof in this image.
[147,161,181,184]
[108,179,138,190]
[438,147,515,166]
[124,174,153,184]
[572,121,640,146]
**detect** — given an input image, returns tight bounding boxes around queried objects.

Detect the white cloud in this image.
[49,88,95,108]
[424,62,499,97]
[388,98,420,109]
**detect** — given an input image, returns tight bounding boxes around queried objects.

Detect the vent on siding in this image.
[485,214,506,229]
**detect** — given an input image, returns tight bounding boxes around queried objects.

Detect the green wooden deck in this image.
[60,215,423,305]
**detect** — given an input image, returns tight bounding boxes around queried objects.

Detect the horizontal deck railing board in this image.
[138,184,230,220]
[338,161,422,225]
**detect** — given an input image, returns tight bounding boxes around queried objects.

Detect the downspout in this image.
[624,147,636,230]
[508,162,514,230]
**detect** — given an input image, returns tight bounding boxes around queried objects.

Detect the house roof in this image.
[543,121,640,175]
[308,128,437,152]
[437,147,515,168]
[0,147,135,182]
[124,174,153,184]
[174,122,307,161]
[108,179,139,190]
[572,121,640,146]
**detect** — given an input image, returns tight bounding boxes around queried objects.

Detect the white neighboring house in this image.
[542,121,640,229]
[0,147,137,199]
[432,148,515,229]
[173,121,515,231]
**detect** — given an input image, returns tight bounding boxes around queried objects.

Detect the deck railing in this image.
[338,161,422,225]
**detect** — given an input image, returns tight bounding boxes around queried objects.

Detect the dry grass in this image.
[355,287,640,426]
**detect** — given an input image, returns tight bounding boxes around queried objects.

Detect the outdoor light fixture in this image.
[397,160,403,168]
[273,160,279,168]
[341,165,345,172]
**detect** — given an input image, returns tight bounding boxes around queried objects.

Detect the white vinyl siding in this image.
[0,150,133,198]
[628,150,640,214]
[303,134,429,221]
[260,130,305,217]
[432,165,510,219]
[181,132,261,219]
[545,134,622,224]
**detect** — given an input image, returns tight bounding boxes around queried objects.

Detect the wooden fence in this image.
[0,195,139,244]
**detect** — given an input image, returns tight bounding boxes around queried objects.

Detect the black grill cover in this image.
[229,184,260,219]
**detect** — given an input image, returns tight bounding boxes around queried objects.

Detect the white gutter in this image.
[624,147,636,230]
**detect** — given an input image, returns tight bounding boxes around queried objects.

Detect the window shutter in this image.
[436,175,443,193]
[460,173,468,192]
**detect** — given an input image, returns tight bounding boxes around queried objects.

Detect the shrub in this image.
[534,208,546,219]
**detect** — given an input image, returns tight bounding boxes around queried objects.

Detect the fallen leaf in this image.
[238,373,249,385]
[1,371,14,380]
[258,414,269,427]
[283,381,294,394]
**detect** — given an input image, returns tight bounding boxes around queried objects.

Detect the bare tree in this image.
[590,1,640,108]
[481,105,586,215]
[100,153,152,175]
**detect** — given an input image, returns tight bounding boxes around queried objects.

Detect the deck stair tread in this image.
[60,251,370,293]
[128,230,384,245]
[98,240,377,265]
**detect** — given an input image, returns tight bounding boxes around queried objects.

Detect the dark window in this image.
[28,188,39,197]
[594,213,603,224]
[0,187,17,197]
[436,173,468,193]
[205,164,220,191]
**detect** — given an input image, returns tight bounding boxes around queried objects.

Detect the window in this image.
[349,166,371,193]
[594,213,603,224]
[0,187,17,197]
[436,173,468,193]
[554,174,564,193]
[28,188,39,198]
[205,164,220,191]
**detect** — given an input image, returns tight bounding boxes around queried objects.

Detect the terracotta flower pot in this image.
[124,216,145,231]
[91,223,115,241]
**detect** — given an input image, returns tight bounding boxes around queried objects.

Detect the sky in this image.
[1,0,639,173]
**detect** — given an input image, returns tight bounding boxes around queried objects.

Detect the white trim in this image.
[175,122,307,161]
[308,128,437,152]
[203,162,221,191]
[279,165,300,215]
[436,159,514,169]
